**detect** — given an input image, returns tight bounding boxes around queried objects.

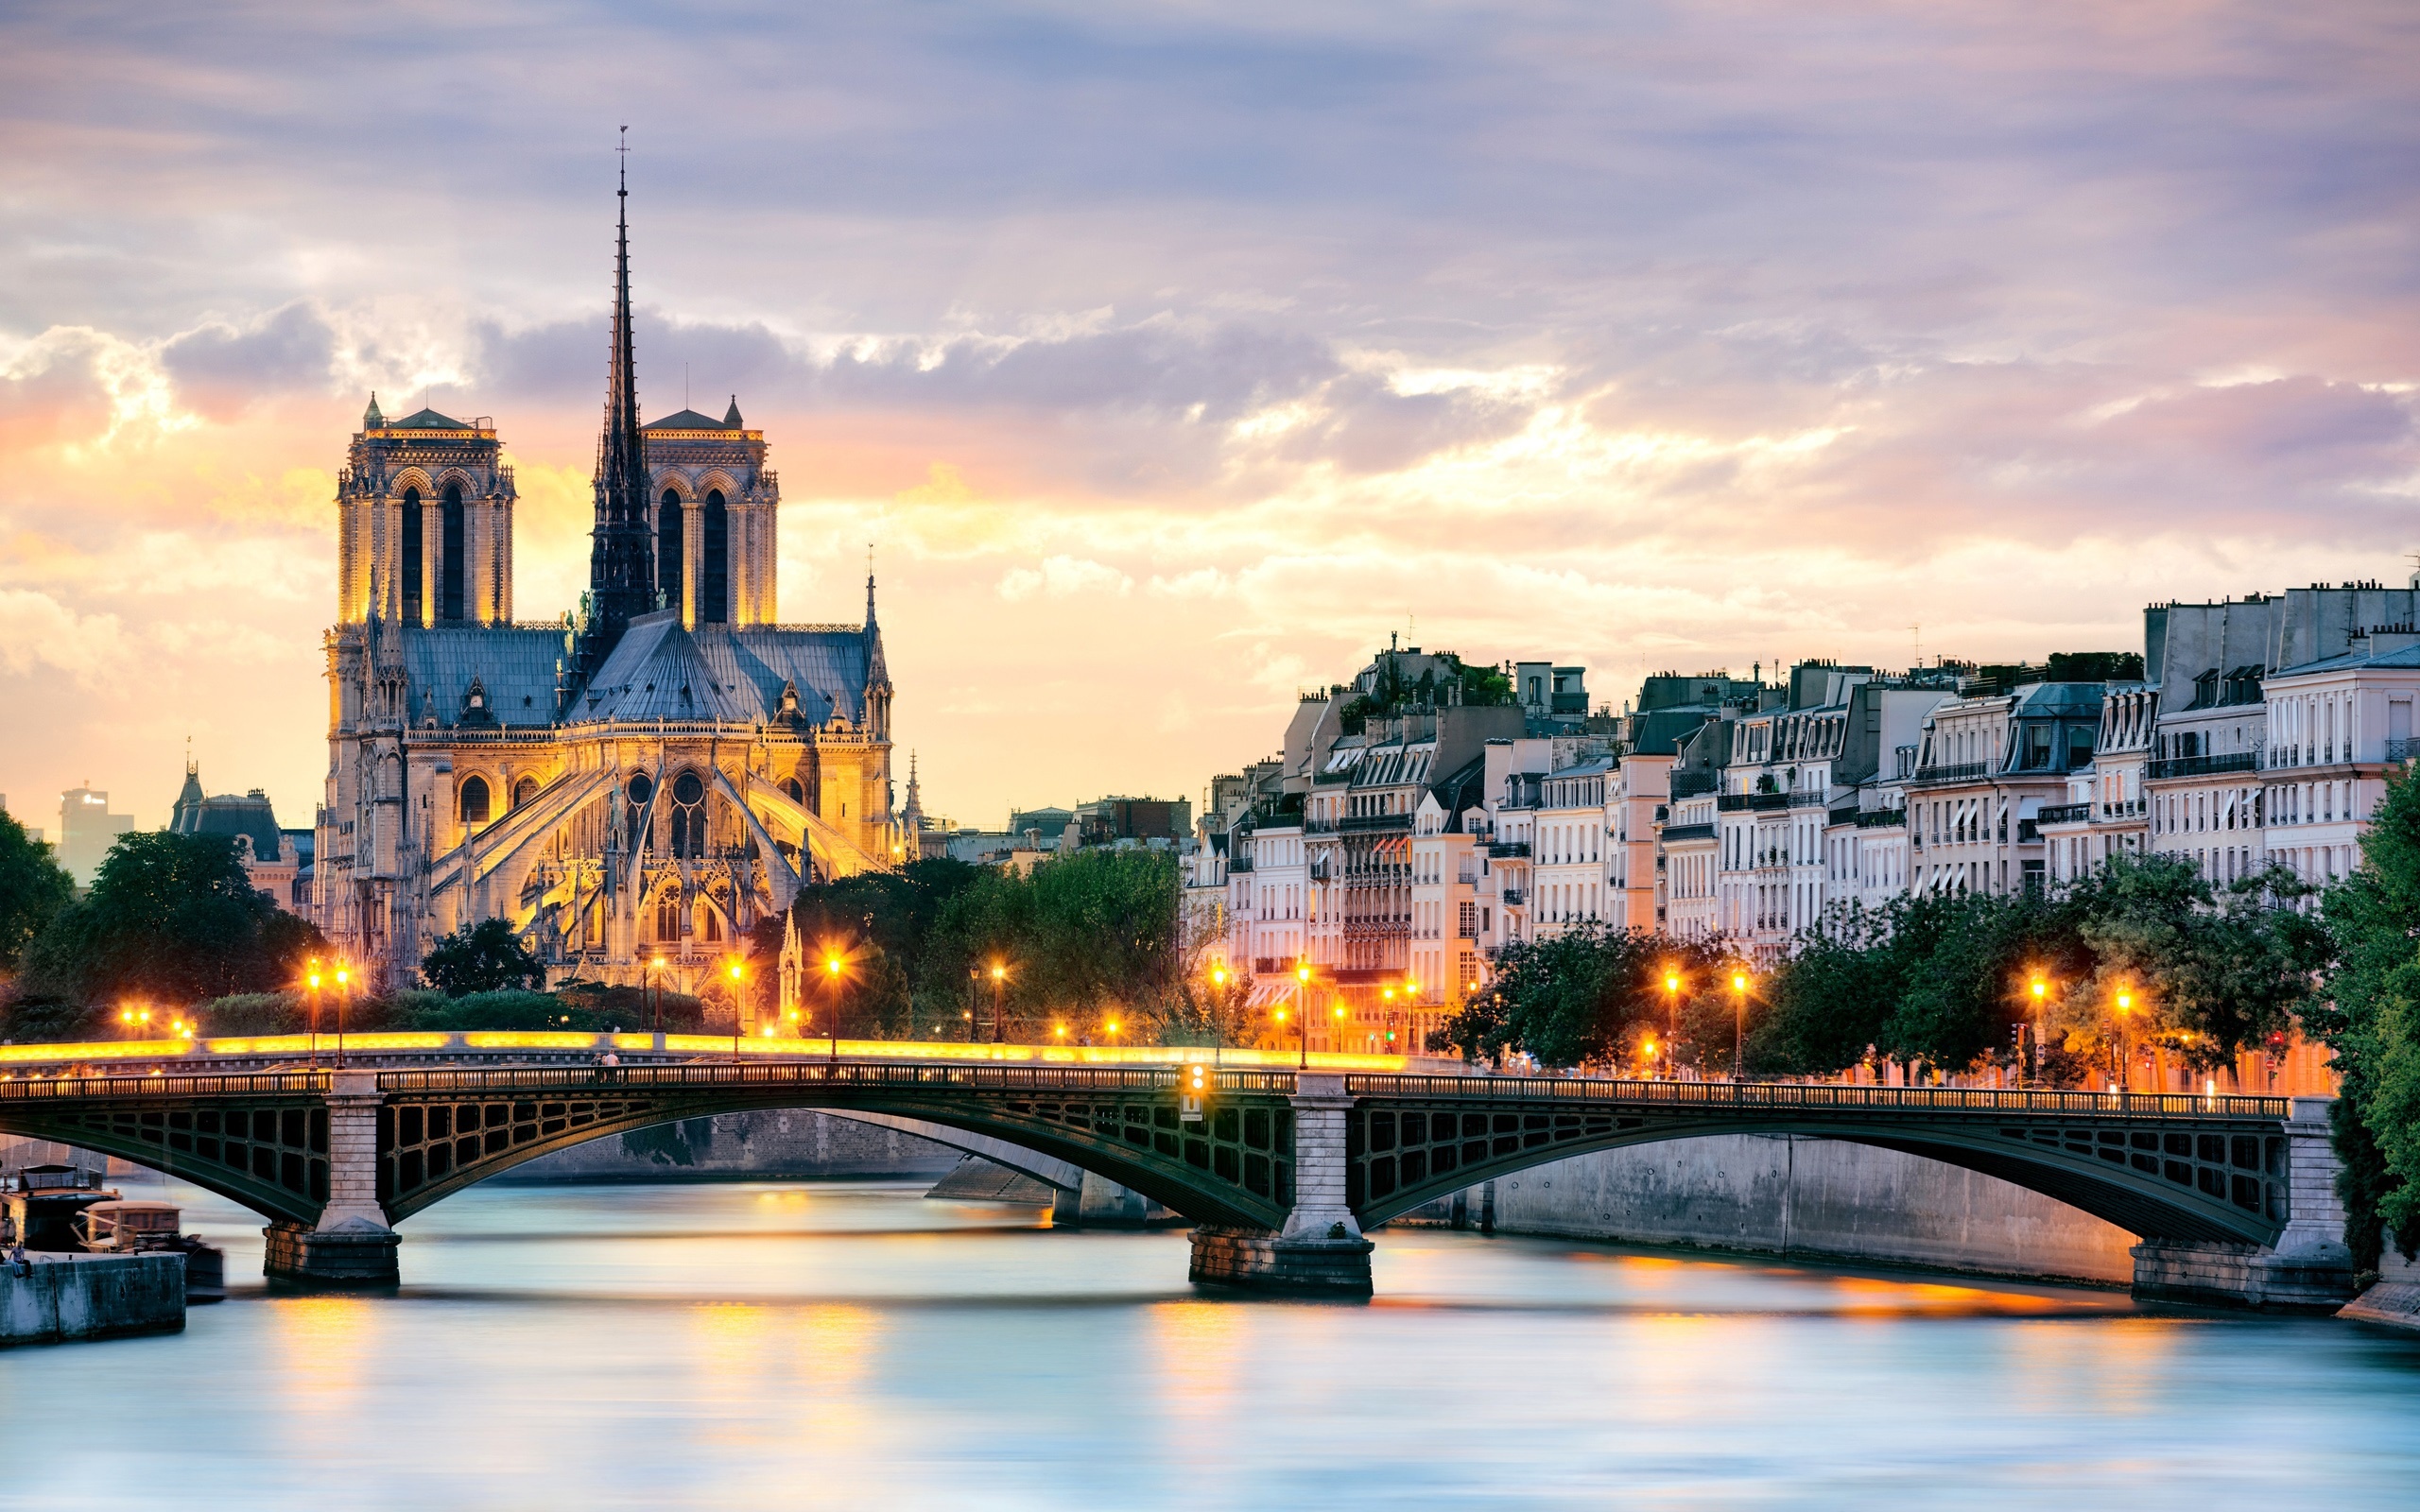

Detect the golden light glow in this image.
[1732,972,1747,992]
[1665,972,1681,992]
[1296,963,1311,984]
[991,962,1007,982]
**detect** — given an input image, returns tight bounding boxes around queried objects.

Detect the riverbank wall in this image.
[1394,1134,2140,1285]
[1,1253,184,1347]
[2340,1236,2420,1332]
[493,1111,960,1183]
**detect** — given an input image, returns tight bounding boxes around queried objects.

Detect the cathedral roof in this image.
[388,406,471,429]
[167,773,285,863]
[644,408,738,430]
[580,612,756,723]
[397,626,565,728]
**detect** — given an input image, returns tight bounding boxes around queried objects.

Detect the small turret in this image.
[724,394,743,428]
[364,392,384,429]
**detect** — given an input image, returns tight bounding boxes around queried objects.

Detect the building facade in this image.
[312,188,899,999]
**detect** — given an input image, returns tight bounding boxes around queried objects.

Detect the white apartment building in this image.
[1533,756,1613,935]
[2260,631,2420,891]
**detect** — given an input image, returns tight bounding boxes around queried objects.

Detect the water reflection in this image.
[3,1176,2415,1510]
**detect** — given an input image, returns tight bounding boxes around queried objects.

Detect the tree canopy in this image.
[2309,768,2420,1270]
[13,831,323,1034]
[421,918,547,997]
[0,808,75,973]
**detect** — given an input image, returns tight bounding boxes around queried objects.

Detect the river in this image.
[4,1176,2416,1509]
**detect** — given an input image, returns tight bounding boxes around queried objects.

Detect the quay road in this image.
[0,1033,2351,1306]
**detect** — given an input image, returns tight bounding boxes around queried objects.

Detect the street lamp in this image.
[1730,971,1749,1081]
[2027,973,2048,1090]
[989,960,1010,1044]
[1294,961,1313,1070]
[1662,970,1682,1079]
[2113,987,2135,1094]
[650,954,666,1036]
[333,964,351,1070]
[824,952,846,1062]
[1208,962,1231,1064]
[305,959,323,1067]
[728,960,748,1058]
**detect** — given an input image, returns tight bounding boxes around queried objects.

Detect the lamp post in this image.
[305,960,322,1068]
[334,964,351,1070]
[1730,971,1748,1081]
[2027,973,2048,1090]
[2113,988,2134,1095]
[650,954,666,1037]
[1294,961,1312,1071]
[824,953,845,1063]
[729,960,747,1058]
[1663,970,1682,1080]
[1208,963,1230,1066]
[990,961,1009,1044]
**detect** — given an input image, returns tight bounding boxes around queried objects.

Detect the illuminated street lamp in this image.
[729,959,749,1058]
[1662,969,1683,1078]
[2025,972,2049,1089]
[2113,987,2135,1094]
[1208,962,1232,1063]
[1730,971,1749,1081]
[823,952,846,1062]
[649,954,667,1037]
[1294,961,1313,1071]
[305,959,323,1068]
[334,963,351,1070]
[989,960,1010,1044]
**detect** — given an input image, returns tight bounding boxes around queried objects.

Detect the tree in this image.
[0,808,75,974]
[1431,928,1737,1072]
[2311,766,2420,1270]
[922,849,1184,1040]
[421,918,547,996]
[16,832,324,1026]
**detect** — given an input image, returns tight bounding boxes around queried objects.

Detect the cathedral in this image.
[311,170,900,997]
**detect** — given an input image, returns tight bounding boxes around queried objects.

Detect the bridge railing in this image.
[0,1071,330,1102]
[1343,1074,2291,1120]
[376,1062,1296,1097]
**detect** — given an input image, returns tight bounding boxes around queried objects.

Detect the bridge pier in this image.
[1188,1074,1372,1297]
[2131,1097,2355,1313]
[263,1073,400,1289]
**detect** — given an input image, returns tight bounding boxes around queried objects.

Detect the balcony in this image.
[2391,740,2420,765]
[1852,808,1907,829]
[1487,841,1530,859]
[1716,792,1789,813]
[1911,762,1990,784]
[1669,772,1717,798]
[1788,789,1829,808]
[2148,751,2260,781]
[1226,854,1253,872]
[2035,802,2093,825]
[1500,888,1527,906]
[1659,822,1717,843]
[1337,813,1412,833]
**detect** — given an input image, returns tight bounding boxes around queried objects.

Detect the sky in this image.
[3,0,2417,836]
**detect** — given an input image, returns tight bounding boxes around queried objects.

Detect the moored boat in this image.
[78,1199,227,1302]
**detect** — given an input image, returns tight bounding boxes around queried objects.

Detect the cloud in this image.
[0,588,133,683]
[997,555,1135,600]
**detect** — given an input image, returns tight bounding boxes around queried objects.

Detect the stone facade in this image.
[311,203,900,997]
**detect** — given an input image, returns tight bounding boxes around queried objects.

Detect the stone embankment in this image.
[495,1111,961,1183]
[1396,1133,2140,1285]
[1,1253,184,1347]
[2339,1238,2420,1332]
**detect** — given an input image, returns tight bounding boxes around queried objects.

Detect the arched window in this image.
[512,775,538,810]
[700,903,721,943]
[627,771,655,850]
[656,895,681,941]
[459,775,491,827]
[657,488,683,613]
[441,482,466,622]
[400,487,424,625]
[700,490,729,624]
[782,777,804,806]
[670,770,708,858]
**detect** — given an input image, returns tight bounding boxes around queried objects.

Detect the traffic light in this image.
[1181,1061,1210,1123]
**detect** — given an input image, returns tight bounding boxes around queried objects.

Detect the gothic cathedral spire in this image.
[581,128,658,674]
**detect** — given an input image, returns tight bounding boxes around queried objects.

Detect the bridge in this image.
[0,1050,2355,1308]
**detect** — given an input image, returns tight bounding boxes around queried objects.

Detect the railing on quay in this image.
[1341,1074,2291,1120]
[0,1071,330,1102]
